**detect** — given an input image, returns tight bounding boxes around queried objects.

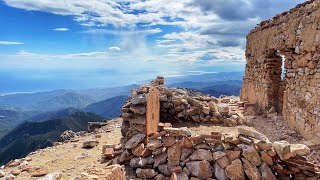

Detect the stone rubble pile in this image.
[99,77,319,179]
[59,130,86,142]
[102,124,319,179]
[120,76,245,140]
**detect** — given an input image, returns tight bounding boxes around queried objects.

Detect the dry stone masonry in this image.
[101,77,319,179]
[121,76,245,140]
[241,0,320,143]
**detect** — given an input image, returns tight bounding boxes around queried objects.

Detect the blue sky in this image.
[0,0,304,92]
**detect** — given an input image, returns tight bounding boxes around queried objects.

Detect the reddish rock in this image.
[260,151,273,166]
[180,137,193,148]
[240,144,261,166]
[226,150,241,161]
[225,159,245,180]
[186,160,213,179]
[170,172,189,180]
[167,143,181,167]
[217,156,230,168]
[132,143,146,157]
[11,169,21,176]
[259,162,276,180]
[104,148,114,158]
[31,169,48,177]
[155,174,165,180]
[212,151,226,160]
[136,168,158,178]
[168,166,183,174]
[162,136,176,147]
[188,149,213,161]
[242,158,261,180]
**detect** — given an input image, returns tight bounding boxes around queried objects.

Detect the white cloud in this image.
[53,28,69,31]
[1,0,303,69]
[82,28,162,36]
[0,41,24,45]
[109,46,121,51]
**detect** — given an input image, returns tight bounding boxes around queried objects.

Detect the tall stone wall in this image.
[241,0,320,143]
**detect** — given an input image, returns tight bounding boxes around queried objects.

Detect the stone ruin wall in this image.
[121,76,245,140]
[240,0,320,143]
[100,77,319,179]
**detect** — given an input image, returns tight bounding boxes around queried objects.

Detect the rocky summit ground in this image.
[1,97,319,179]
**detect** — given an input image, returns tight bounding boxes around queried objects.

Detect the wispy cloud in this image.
[53,28,69,31]
[109,46,121,51]
[0,41,24,45]
[82,28,162,36]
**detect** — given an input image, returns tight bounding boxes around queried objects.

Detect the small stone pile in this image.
[102,124,319,179]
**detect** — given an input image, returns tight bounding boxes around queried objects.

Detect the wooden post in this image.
[146,87,160,137]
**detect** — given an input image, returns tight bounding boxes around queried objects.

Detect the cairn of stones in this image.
[100,77,319,179]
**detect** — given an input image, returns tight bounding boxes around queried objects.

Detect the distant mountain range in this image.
[0,84,138,111]
[83,95,128,118]
[168,80,242,97]
[0,112,104,165]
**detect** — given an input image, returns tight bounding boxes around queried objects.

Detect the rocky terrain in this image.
[0,77,319,180]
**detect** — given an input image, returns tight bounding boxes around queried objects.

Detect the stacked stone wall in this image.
[241,0,320,143]
[100,77,319,179]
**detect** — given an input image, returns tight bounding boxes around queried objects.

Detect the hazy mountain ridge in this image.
[168,80,242,97]
[83,95,128,118]
[0,108,38,138]
[33,92,95,111]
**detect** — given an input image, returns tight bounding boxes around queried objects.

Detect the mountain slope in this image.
[77,84,138,100]
[0,107,38,138]
[33,92,95,111]
[200,82,242,97]
[0,112,104,165]
[83,95,127,118]
[24,107,81,122]
[0,90,70,109]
